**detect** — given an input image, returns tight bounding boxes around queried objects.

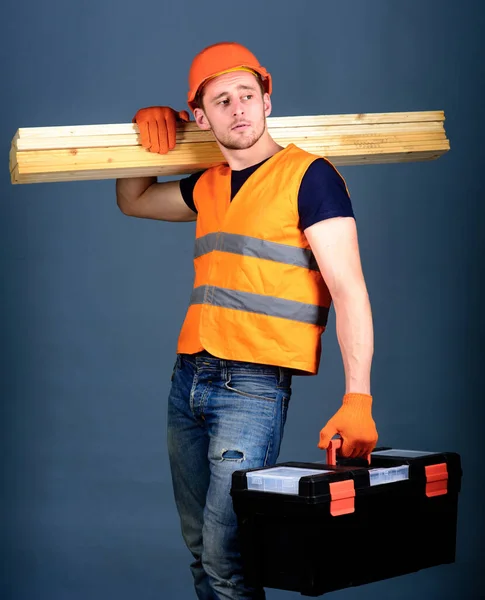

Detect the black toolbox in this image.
[231,440,462,596]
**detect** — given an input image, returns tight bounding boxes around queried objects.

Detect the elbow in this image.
[333,269,369,300]
[331,284,370,311]
[116,197,132,216]
[115,184,133,216]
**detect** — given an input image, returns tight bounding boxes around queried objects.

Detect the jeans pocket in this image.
[281,392,291,425]
[224,372,278,402]
[170,355,180,382]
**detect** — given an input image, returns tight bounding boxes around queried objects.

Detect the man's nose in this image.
[232,99,245,116]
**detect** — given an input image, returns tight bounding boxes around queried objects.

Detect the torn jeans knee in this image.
[221,449,245,461]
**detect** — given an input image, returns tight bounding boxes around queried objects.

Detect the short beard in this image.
[208,112,266,151]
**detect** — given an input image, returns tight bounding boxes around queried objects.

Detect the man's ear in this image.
[263,93,272,118]
[193,108,211,130]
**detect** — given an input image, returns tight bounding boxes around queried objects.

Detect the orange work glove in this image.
[132,106,190,154]
[318,393,378,459]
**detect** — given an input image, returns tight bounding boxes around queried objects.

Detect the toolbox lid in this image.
[246,466,332,495]
[372,449,438,458]
[369,448,462,496]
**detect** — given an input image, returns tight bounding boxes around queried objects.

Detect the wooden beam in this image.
[10,111,450,184]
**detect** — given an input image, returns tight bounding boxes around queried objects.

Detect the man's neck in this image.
[218,132,284,171]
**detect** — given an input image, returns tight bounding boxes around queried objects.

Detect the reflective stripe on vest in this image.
[190,285,329,327]
[194,232,320,271]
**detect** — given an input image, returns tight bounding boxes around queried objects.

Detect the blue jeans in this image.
[167,351,292,600]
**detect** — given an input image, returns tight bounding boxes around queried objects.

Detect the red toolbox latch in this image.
[329,480,355,516]
[425,462,448,497]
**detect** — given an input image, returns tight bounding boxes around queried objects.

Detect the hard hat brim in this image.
[188,65,272,110]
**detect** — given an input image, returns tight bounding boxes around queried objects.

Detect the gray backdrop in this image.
[1,0,483,598]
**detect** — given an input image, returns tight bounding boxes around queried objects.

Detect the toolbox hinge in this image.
[425,462,448,497]
[329,480,355,516]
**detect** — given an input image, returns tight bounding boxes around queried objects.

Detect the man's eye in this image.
[219,99,229,105]
[243,95,253,100]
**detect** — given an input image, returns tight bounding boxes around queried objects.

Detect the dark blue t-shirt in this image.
[179,156,354,230]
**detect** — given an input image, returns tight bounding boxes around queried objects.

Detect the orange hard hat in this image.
[187,42,272,110]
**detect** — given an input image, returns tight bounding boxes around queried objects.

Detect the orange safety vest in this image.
[176,143,337,375]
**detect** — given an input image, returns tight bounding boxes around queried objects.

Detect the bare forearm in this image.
[333,289,374,395]
[116,176,157,215]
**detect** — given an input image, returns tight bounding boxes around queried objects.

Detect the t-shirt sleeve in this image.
[179,170,206,214]
[298,158,355,230]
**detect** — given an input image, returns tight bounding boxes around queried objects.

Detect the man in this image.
[116,42,378,600]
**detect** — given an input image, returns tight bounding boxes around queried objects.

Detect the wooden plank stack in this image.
[9,111,450,184]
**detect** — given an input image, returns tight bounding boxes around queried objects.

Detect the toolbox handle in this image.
[326,436,371,466]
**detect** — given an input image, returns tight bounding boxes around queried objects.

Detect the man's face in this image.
[193,71,271,151]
